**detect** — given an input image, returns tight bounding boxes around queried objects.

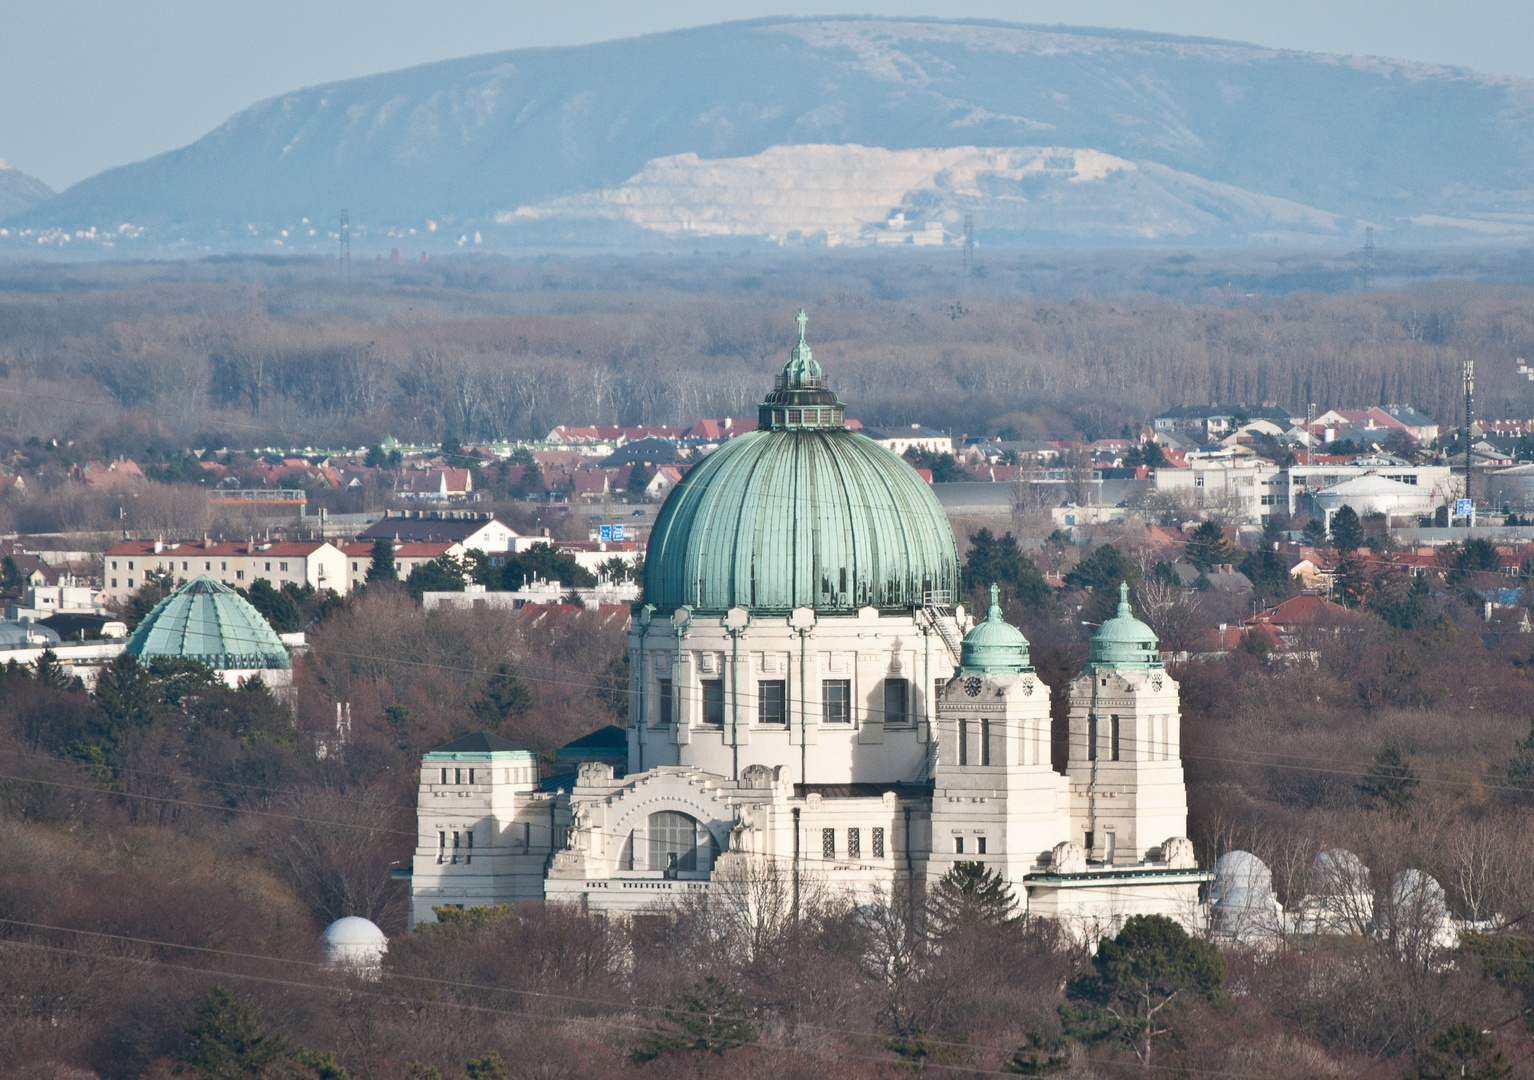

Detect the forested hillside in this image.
[3,254,1534,452]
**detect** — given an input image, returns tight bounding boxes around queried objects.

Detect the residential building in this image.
[102,539,347,601]
[863,425,954,457]
[1285,464,1454,517]
[1153,405,1300,439]
[357,511,517,553]
[339,541,465,592]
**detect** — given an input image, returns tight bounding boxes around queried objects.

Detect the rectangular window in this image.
[128,561,134,570]
[221,562,227,570]
[959,719,969,766]
[468,768,475,784]
[110,578,117,588]
[182,561,188,571]
[205,561,211,570]
[822,828,835,859]
[847,828,861,859]
[977,837,987,855]
[1195,475,1205,488]
[883,678,909,725]
[455,768,463,784]
[822,679,851,723]
[127,579,134,589]
[465,830,474,864]
[438,831,446,864]
[702,679,725,727]
[280,562,289,571]
[981,719,992,766]
[236,571,244,580]
[758,680,787,725]
[954,836,965,854]
[111,561,117,570]
[1111,714,1121,761]
[352,562,359,571]
[1088,714,1098,762]
[441,768,448,784]
[872,827,885,858]
[451,831,461,864]
[657,678,674,727]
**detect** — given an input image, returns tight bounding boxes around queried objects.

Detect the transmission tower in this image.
[963,214,974,276]
[339,209,351,271]
[1464,356,1475,520]
[1361,225,1375,288]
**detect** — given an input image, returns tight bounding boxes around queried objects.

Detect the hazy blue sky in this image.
[5,0,1530,191]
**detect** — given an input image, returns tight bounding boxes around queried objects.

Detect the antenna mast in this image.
[1464,356,1475,519]
[339,209,351,271]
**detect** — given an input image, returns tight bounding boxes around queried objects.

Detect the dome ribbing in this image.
[125,575,291,670]
[643,312,960,615]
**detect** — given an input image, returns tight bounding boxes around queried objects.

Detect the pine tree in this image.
[925,861,1019,937]
[630,977,757,1064]
[1414,1022,1511,1080]
[366,539,397,583]
[1185,521,1236,571]
[1329,505,1364,553]
[472,665,532,725]
[1358,746,1418,813]
[177,986,289,1080]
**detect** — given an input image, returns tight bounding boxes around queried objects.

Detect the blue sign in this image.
[612,524,625,541]
[1456,498,1473,517]
[599,525,612,541]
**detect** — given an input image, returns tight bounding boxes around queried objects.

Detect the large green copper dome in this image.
[644,312,960,615]
[126,575,292,670]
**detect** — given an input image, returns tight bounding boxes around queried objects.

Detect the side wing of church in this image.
[406,313,1211,939]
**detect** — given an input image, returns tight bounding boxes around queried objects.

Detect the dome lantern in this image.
[1087,581,1162,672]
[759,309,845,431]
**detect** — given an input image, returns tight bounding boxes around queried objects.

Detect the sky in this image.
[5,0,1532,192]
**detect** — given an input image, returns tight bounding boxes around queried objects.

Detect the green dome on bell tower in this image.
[1086,582,1162,671]
[959,584,1033,673]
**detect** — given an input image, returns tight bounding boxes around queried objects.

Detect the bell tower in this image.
[932,586,1067,884]
[1066,583,1186,866]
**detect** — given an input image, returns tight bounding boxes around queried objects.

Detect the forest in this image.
[4,252,1534,457]
[2,521,1534,1078]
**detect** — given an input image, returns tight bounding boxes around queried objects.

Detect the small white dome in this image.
[321,916,388,967]
[1211,851,1281,939]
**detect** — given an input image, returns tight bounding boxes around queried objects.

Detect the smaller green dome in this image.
[959,584,1032,673]
[126,575,291,670]
[1088,582,1162,671]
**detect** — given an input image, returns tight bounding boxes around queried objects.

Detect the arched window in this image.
[649,811,698,872]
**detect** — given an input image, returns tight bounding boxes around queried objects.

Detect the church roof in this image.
[643,311,959,614]
[427,730,531,756]
[959,584,1032,674]
[125,575,290,670]
[1087,582,1162,671]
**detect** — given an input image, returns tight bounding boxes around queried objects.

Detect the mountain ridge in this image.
[8,16,1534,251]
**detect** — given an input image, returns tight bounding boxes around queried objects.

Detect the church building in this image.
[407,313,1209,939]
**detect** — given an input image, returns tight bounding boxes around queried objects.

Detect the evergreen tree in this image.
[472,665,532,725]
[1006,1029,1072,1075]
[1061,914,1225,1069]
[1332,549,1369,608]
[1329,505,1364,552]
[1239,549,1295,600]
[365,539,397,583]
[1301,518,1328,548]
[0,555,21,595]
[405,555,468,600]
[177,986,289,1080]
[242,578,302,632]
[963,528,1051,604]
[500,542,597,589]
[1508,721,1534,800]
[926,861,1019,937]
[1414,1022,1511,1080]
[466,1051,509,1080]
[1064,544,1140,594]
[627,461,653,495]
[630,977,757,1064]
[1185,521,1237,571]
[1358,746,1418,813]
